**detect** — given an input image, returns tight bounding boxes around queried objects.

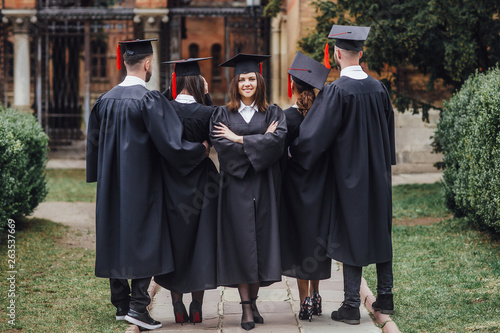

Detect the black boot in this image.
[331,302,360,325]
[372,293,394,315]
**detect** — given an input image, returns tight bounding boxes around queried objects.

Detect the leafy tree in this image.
[295,0,500,121]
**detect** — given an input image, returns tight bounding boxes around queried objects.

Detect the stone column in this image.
[271,14,284,106]
[133,8,169,91]
[13,17,32,112]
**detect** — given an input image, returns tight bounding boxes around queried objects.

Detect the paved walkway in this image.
[45,158,443,333]
[140,263,386,333]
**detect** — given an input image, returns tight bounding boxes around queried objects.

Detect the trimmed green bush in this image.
[435,66,500,233]
[0,107,48,228]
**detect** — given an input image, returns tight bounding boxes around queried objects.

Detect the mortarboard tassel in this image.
[324,42,331,69]
[117,44,122,70]
[288,74,292,100]
[172,64,177,99]
[259,63,262,75]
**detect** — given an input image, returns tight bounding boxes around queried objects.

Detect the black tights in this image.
[238,282,260,323]
[171,290,204,305]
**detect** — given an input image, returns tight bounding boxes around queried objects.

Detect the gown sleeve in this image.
[242,104,287,173]
[210,106,251,179]
[86,95,103,183]
[142,91,206,176]
[204,93,214,106]
[290,84,343,171]
[380,81,396,165]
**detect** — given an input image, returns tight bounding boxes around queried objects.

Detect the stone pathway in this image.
[144,262,383,333]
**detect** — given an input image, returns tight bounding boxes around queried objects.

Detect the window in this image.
[211,43,222,82]
[188,43,199,59]
[91,39,107,79]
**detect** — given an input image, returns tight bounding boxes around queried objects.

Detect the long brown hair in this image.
[174,75,206,105]
[226,72,268,113]
[292,77,315,117]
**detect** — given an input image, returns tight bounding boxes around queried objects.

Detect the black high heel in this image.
[189,299,202,324]
[173,301,189,325]
[298,297,313,322]
[311,291,322,316]
[240,301,255,331]
[250,297,264,324]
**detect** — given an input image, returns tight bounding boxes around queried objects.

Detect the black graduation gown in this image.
[210,104,287,287]
[86,85,206,279]
[154,100,218,293]
[280,107,332,280]
[291,76,396,267]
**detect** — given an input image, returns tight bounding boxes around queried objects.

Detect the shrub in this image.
[0,107,48,228]
[435,66,500,233]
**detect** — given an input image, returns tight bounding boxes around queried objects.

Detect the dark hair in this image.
[226,72,268,113]
[292,76,315,117]
[123,53,151,67]
[173,75,206,105]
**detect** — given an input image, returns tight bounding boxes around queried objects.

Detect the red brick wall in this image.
[3,0,36,9]
[135,0,167,8]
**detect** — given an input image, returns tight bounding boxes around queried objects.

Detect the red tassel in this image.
[117,44,121,70]
[288,74,292,100]
[324,42,331,69]
[172,64,177,99]
[259,63,262,75]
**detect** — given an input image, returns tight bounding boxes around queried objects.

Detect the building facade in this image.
[0,0,270,145]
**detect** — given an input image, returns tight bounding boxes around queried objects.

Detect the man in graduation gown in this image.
[86,39,208,330]
[290,25,396,325]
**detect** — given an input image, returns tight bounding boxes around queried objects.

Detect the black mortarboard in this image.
[117,38,157,70]
[288,51,330,98]
[219,53,271,76]
[327,25,370,51]
[162,57,212,77]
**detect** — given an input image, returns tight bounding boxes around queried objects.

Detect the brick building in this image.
[0,0,269,145]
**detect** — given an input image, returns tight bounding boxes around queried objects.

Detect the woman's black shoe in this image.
[311,291,322,316]
[298,297,313,322]
[173,301,189,324]
[250,297,264,324]
[240,301,255,330]
[189,299,203,323]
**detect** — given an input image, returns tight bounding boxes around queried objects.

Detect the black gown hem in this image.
[217,278,281,288]
[281,271,332,281]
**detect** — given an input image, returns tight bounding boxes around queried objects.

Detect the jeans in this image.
[343,261,393,307]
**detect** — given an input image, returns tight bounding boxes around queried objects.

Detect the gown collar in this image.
[340,65,368,80]
[119,76,146,87]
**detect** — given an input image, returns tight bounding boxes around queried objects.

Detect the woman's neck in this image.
[241,96,255,106]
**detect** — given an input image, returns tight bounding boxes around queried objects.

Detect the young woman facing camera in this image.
[210,54,287,331]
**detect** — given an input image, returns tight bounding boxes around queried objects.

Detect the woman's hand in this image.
[213,123,244,144]
[202,76,209,95]
[265,121,278,134]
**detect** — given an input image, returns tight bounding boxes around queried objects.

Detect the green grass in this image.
[392,182,449,219]
[363,182,500,332]
[0,218,128,332]
[45,169,96,202]
[7,173,500,332]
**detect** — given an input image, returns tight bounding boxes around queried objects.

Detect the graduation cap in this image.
[287,51,330,99]
[323,25,370,68]
[219,53,271,77]
[162,57,212,98]
[117,38,157,70]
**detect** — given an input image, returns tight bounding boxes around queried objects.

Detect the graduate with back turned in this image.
[154,57,218,325]
[86,39,208,331]
[290,25,396,325]
[280,51,332,322]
